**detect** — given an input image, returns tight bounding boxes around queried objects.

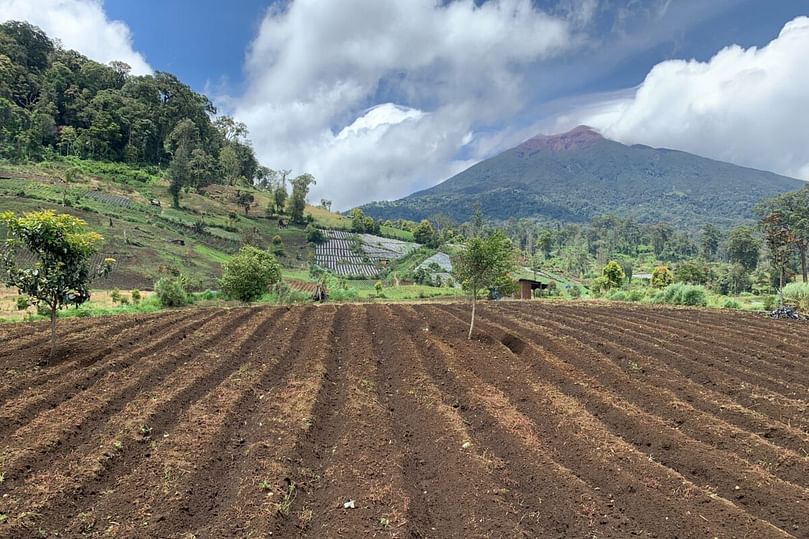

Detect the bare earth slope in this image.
[1,302,808,537]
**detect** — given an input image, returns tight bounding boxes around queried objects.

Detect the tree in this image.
[237,191,255,215]
[165,119,199,208]
[273,183,288,215]
[219,145,241,185]
[1,210,113,359]
[219,246,281,302]
[651,265,673,288]
[701,224,722,260]
[452,229,517,339]
[756,187,809,282]
[414,219,436,246]
[726,225,760,271]
[761,212,795,306]
[287,173,316,224]
[601,260,625,290]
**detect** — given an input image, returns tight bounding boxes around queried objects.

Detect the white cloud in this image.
[235,0,571,210]
[569,16,809,181]
[0,0,151,75]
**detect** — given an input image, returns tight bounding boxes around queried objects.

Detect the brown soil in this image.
[0,302,807,538]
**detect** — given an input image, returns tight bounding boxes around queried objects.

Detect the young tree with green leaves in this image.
[1,210,114,359]
[219,245,281,302]
[452,229,517,339]
[725,225,761,271]
[761,212,795,307]
[651,265,673,288]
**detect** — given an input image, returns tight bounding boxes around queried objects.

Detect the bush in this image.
[219,246,282,302]
[762,294,777,311]
[608,290,627,301]
[782,282,809,312]
[722,299,741,309]
[110,288,122,304]
[652,283,708,307]
[627,289,645,302]
[15,295,30,311]
[567,285,582,299]
[155,276,191,307]
[306,224,325,244]
[131,289,141,305]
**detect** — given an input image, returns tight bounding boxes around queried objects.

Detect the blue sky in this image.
[102,1,805,102]
[2,0,809,208]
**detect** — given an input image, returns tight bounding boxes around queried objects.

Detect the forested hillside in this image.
[361,126,804,228]
[0,21,264,192]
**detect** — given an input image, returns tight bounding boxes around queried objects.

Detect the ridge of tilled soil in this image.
[0,301,807,538]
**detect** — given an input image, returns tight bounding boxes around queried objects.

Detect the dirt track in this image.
[1,302,808,538]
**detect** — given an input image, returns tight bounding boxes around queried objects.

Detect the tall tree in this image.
[701,224,722,260]
[761,212,795,306]
[725,225,761,271]
[287,173,316,224]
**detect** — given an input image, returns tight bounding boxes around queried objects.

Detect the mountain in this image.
[360,126,805,227]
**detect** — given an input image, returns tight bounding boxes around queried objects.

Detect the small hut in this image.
[517,278,547,300]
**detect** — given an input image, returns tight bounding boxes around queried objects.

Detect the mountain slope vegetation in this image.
[361,126,804,228]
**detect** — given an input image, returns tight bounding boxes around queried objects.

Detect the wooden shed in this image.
[517,278,548,300]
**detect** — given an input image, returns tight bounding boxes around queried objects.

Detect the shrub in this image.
[651,265,673,288]
[375,280,383,297]
[567,285,582,299]
[652,283,708,307]
[155,276,191,307]
[110,288,122,304]
[15,295,30,311]
[601,261,625,290]
[305,224,325,244]
[627,289,645,302]
[119,296,130,306]
[131,289,141,305]
[608,290,627,302]
[762,294,777,311]
[219,246,282,302]
[722,299,741,309]
[782,282,809,312]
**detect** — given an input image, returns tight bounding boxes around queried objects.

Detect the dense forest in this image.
[0,21,279,205]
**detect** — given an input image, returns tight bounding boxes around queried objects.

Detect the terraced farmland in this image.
[315,230,418,278]
[1,302,808,537]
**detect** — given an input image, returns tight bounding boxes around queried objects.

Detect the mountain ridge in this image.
[360,126,805,228]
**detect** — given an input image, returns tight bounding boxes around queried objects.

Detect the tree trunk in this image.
[468,291,476,340]
[801,245,807,283]
[49,307,57,360]
[779,269,785,308]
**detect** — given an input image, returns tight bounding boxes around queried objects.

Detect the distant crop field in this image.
[0,303,807,537]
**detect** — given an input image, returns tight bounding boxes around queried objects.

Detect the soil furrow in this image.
[444,304,809,535]
[203,305,340,538]
[0,307,271,536]
[0,309,199,404]
[468,303,809,489]
[507,303,809,431]
[417,303,794,538]
[378,304,608,538]
[544,304,809,396]
[0,308,223,439]
[271,305,364,538]
[482,303,809,455]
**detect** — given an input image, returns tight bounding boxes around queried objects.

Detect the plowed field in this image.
[1,302,808,538]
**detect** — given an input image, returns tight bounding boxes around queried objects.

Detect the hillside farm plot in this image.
[1,302,808,537]
[315,230,418,278]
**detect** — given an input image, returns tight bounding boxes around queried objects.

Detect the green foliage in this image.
[651,265,673,288]
[601,260,624,290]
[305,224,325,244]
[413,219,437,246]
[722,299,741,309]
[567,285,582,299]
[15,295,30,310]
[374,280,383,297]
[154,275,191,308]
[219,246,281,302]
[651,283,708,307]
[110,288,122,304]
[726,225,761,271]
[1,209,113,356]
[288,174,316,224]
[782,282,809,312]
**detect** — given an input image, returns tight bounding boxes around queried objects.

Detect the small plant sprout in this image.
[139,425,152,437]
[276,480,297,517]
[112,440,123,451]
[259,479,273,492]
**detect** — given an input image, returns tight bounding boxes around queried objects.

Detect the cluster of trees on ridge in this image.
[0,20,322,214]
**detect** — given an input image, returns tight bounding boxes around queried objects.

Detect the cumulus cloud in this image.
[0,0,151,74]
[234,0,572,210]
[566,16,809,181]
